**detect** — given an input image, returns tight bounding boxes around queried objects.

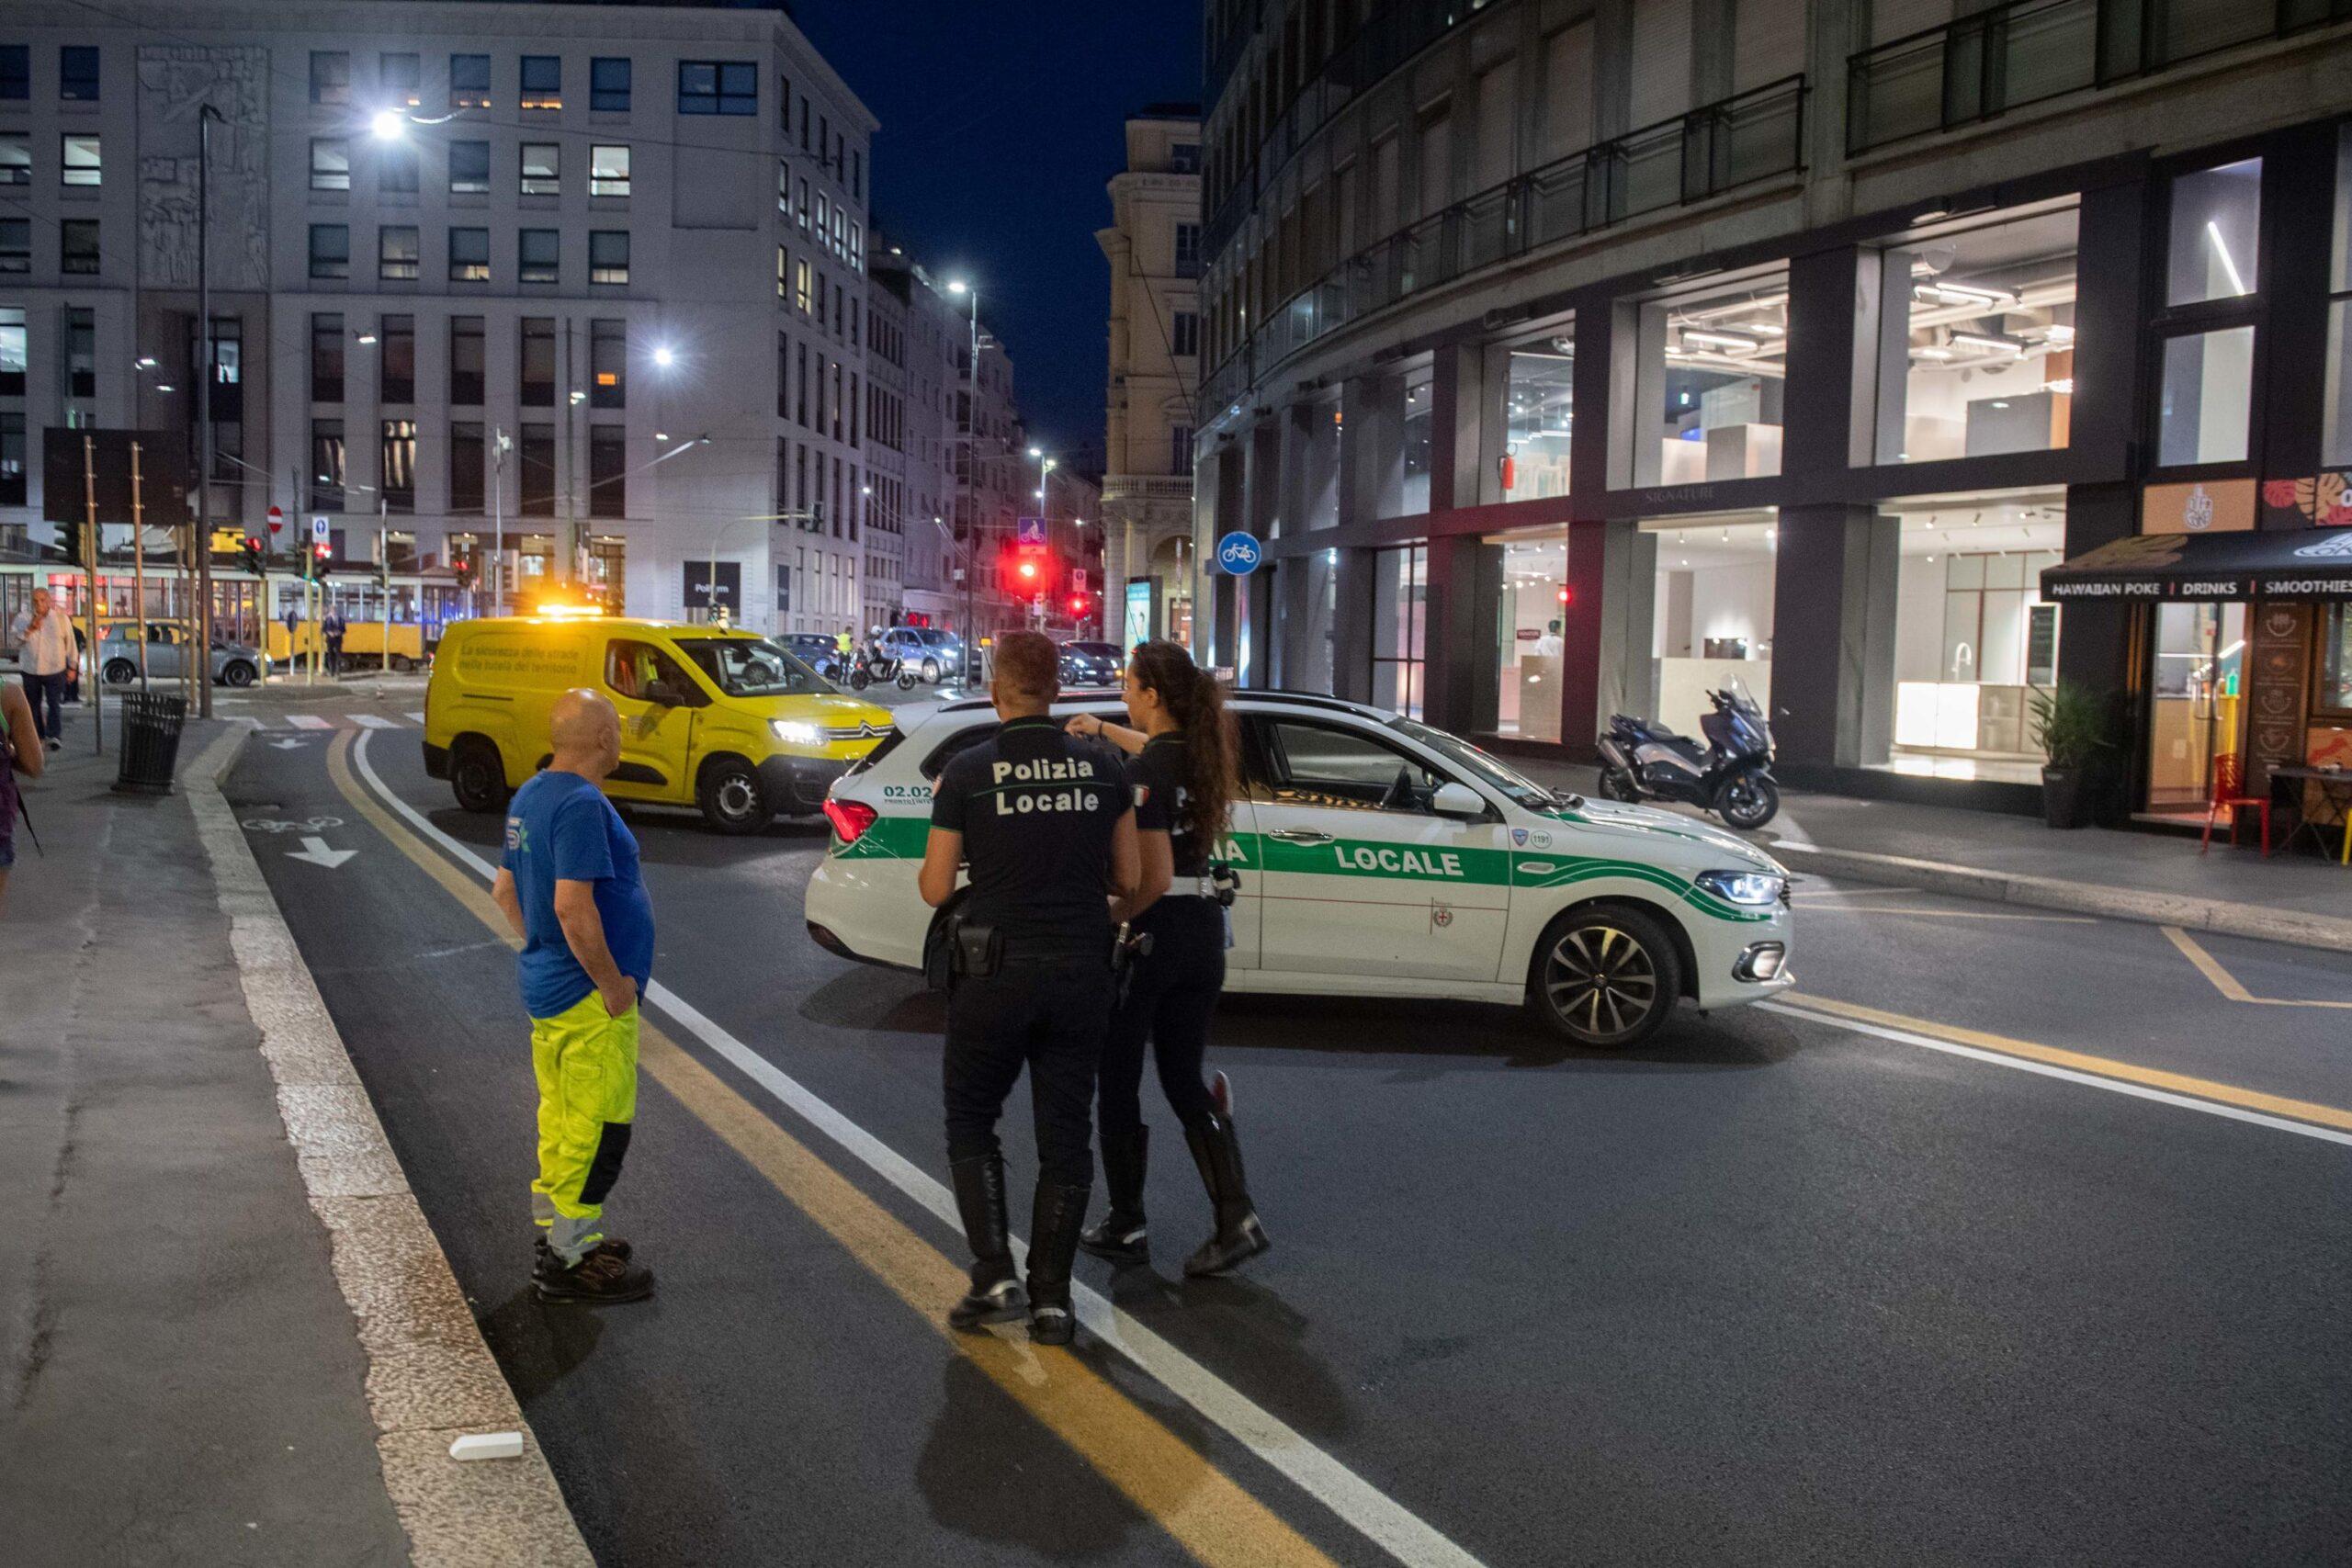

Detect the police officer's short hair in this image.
[994,631,1058,700]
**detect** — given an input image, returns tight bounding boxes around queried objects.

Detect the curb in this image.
[1770,838,2352,955]
[186,726,594,1568]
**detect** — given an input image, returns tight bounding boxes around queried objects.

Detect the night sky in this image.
[794,2,1203,477]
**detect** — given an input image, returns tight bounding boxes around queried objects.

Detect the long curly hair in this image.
[1127,639,1235,845]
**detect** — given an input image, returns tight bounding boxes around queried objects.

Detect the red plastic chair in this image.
[2200,751,2272,856]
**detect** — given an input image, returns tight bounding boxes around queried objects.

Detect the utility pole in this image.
[194,102,220,718]
[79,434,101,753]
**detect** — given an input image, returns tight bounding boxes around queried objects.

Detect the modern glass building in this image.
[1192,0,2352,818]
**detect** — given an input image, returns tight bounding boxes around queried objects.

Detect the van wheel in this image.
[698,757,770,835]
[1528,905,1682,1049]
[451,739,509,814]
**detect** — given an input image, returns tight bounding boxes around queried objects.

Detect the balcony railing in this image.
[1203,75,1805,415]
[1102,475,1194,502]
[1848,0,2352,154]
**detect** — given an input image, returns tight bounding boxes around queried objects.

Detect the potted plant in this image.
[2029,682,2111,829]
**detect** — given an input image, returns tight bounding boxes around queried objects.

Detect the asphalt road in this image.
[224,709,2352,1568]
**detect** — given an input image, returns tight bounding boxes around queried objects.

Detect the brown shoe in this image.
[536,1247,655,1303]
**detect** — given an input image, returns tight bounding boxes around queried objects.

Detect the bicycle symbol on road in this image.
[241,816,346,835]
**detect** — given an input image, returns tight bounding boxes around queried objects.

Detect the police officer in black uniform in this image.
[920,630,1142,1346]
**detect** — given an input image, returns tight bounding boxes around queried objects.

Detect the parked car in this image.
[782,632,848,680]
[97,623,265,688]
[876,626,965,683]
[1057,640,1124,687]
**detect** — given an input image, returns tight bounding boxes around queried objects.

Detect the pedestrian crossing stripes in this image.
[285,715,335,730]
[241,712,425,733]
[351,714,401,729]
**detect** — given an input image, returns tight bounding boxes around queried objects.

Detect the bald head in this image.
[549,688,621,781]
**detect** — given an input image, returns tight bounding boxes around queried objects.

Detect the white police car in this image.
[805,690,1793,1047]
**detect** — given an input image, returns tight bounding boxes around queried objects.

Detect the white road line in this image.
[351,714,401,729]
[349,731,1487,1568]
[286,714,335,730]
[1757,999,2352,1148]
[404,711,426,724]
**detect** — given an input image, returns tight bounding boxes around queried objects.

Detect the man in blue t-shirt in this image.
[492,688,658,1303]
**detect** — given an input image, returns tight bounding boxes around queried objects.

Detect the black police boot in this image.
[1182,1111,1271,1278]
[1025,1180,1092,1347]
[947,1154,1026,1330]
[1079,1126,1150,1266]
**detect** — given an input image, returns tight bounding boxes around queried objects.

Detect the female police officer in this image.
[1065,640,1271,1277]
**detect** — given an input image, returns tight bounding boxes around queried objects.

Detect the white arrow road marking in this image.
[286,715,334,730]
[267,738,309,750]
[353,714,401,729]
[286,835,357,869]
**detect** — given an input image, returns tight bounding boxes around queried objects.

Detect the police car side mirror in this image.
[1430,782,1487,820]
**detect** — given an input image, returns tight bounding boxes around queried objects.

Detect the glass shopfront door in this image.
[2146,602,2245,816]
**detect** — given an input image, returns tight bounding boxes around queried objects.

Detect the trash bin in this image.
[115,691,187,795]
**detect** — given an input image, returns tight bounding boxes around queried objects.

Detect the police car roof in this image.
[932,687,1393,722]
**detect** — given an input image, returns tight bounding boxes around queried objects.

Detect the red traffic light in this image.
[313,542,332,561]
[1068,594,1086,615]
[1016,558,1039,581]
[243,536,262,552]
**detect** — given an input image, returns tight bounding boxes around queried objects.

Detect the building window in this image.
[310,138,349,191]
[796,342,809,424]
[853,148,863,200]
[61,133,98,186]
[588,231,629,285]
[1174,221,1202,276]
[1170,424,1195,472]
[678,61,755,116]
[311,314,345,402]
[2327,128,2352,468]
[2167,157,2261,308]
[379,139,419,194]
[60,219,98,275]
[0,310,22,395]
[450,53,491,110]
[380,420,415,513]
[310,51,349,106]
[2156,327,2256,467]
[0,412,23,505]
[449,141,490,195]
[448,317,484,403]
[59,46,98,103]
[1168,310,1201,358]
[0,220,25,275]
[65,306,93,398]
[796,257,814,313]
[520,319,555,406]
[520,142,559,196]
[591,144,630,197]
[379,315,414,402]
[0,47,26,100]
[1625,269,1789,488]
[591,56,630,111]
[1371,545,1429,718]
[590,426,626,518]
[449,421,485,515]
[0,133,26,184]
[591,319,626,408]
[1502,331,1576,500]
[1170,141,1201,173]
[381,52,421,107]
[311,421,346,510]
[1490,529,1567,738]
[519,424,555,515]
[448,226,490,282]
[310,224,351,280]
[518,229,560,286]
[1642,513,1782,740]
[378,224,419,280]
[1370,363,1435,518]
[796,176,810,230]
[520,55,560,111]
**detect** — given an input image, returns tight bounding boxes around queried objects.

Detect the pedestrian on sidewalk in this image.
[920,630,1141,1346]
[0,679,46,911]
[11,589,78,750]
[1066,641,1269,1277]
[491,688,657,1303]
[322,609,346,678]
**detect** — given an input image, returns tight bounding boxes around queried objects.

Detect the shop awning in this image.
[2039,528,2352,602]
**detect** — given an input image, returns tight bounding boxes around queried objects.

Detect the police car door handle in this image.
[1266,828,1334,845]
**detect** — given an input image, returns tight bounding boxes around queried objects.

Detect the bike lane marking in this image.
[337,730,1487,1568]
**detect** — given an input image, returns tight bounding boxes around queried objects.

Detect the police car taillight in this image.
[823,797,877,844]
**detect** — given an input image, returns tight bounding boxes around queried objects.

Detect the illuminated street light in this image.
[653,344,676,367]
[371,108,407,141]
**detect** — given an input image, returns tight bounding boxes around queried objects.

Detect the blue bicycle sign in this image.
[1216,531,1263,575]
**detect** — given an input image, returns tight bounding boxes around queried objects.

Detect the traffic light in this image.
[1015,557,1041,584]
[1068,593,1087,616]
[313,541,332,565]
[240,536,265,574]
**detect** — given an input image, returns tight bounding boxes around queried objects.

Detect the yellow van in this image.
[424,615,893,834]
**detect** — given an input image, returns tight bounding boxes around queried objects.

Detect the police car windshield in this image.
[680,637,829,696]
[1386,716,1570,809]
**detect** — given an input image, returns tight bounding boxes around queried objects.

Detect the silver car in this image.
[97,623,265,688]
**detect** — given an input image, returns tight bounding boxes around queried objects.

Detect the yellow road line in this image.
[322,733,1339,1568]
[2162,925,2352,1010]
[1774,990,2352,1134]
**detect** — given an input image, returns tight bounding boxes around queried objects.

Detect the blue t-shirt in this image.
[502,771,656,1020]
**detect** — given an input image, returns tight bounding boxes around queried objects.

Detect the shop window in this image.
[1374,365,1434,519]
[1493,530,1568,739]
[1502,333,1575,500]
[1645,513,1776,738]
[2145,602,2245,817]
[2156,326,2254,467]
[1295,547,1338,694]
[2315,604,2352,719]
[2324,127,2352,468]
[1876,205,2078,465]
[2165,158,2260,308]
[1371,543,1427,717]
[448,227,490,283]
[1626,272,1787,488]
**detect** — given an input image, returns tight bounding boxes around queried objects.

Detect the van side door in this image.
[599,636,706,802]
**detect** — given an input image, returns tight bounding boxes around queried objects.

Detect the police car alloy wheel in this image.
[1531,905,1682,1048]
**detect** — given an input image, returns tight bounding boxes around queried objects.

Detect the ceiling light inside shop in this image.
[2044,378,2075,394]
[1683,330,1758,352]
[1911,346,1953,360]
[1951,333,2020,355]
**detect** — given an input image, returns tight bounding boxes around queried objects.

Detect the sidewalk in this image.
[0,719,587,1565]
[1515,758,2352,953]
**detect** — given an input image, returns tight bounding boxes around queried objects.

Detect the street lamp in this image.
[946,276,981,664]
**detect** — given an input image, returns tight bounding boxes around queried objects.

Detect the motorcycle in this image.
[1595,678,1780,830]
[845,649,919,692]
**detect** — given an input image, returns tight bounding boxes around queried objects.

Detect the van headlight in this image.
[1695,870,1785,906]
[770,719,822,745]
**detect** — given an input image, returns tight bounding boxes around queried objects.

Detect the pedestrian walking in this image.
[920,630,1142,1346]
[1066,641,1269,1276]
[322,608,346,678]
[11,589,78,750]
[0,679,46,912]
[490,687,657,1303]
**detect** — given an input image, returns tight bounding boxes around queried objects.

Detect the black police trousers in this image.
[1098,897,1226,1142]
[944,956,1114,1189]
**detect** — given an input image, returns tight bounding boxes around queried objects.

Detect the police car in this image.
[804,690,1793,1048]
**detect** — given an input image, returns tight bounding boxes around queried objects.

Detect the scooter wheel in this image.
[1714,772,1780,830]
[1600,770,1640,804]
[851,671,871,691]
[897,672,918,690]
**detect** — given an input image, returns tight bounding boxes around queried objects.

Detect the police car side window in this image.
[1260,718,1447,814]
[920,722,998,782]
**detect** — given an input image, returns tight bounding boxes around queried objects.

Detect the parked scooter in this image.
[1595,679,1780,829]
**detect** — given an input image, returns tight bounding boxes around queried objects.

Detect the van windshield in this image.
[679,637,830,697]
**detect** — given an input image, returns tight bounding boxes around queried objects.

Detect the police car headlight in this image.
[1696,870,1785,906]
[770,719,822,746]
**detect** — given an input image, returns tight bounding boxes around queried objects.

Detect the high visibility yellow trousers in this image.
[529,992,639,1258]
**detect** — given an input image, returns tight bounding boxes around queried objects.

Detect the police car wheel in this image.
[1531,906,1680,1048]
[697,758,770,835]
[451,739,509,814]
